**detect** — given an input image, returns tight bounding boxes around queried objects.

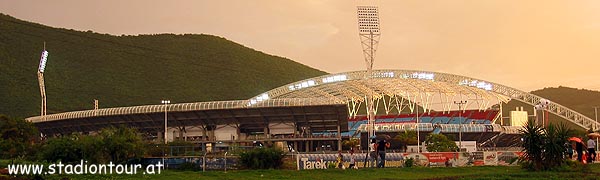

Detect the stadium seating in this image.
[345,109,498,136]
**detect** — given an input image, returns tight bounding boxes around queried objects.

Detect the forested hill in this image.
[530,86,600,121]
[502,86,600,130]
[0,14,327,118]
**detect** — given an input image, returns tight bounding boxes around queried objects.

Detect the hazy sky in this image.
[2,0,600,91]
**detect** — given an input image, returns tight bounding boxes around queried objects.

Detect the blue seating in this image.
[439,117,450,124]
[418,117,432,123]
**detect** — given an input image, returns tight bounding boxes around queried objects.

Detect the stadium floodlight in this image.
[357,5,381,142]
[37,43,48,119]
[38,50,49,73]
[357,6,380,71]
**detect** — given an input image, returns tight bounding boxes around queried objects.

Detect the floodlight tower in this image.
[357,6,381,140]
[37,43,49,120]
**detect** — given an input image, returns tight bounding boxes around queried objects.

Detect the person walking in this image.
[587,138,596,163]
[376,138,390,168]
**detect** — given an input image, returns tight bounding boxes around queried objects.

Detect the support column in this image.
[264,127,270,139]
[305,141,309,152]
[202,126,208,141]
[178,127,184,141]
[157,131,164,143]
[499,102,504,126]
[337,123,342,151]
[294,141,298,153]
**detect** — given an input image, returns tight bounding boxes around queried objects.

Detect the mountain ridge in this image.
[0,13,327,118]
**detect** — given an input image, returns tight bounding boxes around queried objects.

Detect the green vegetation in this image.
[0,115,38,160]
[519,122,575,171]
[38,126,146,164]
[392,130,418,151]
[424,134,458,152]
[0,14,326,119]
[239,147,285,169]
[342,138,360,150]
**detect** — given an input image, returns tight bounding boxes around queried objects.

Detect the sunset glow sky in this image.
[2,0,600,91]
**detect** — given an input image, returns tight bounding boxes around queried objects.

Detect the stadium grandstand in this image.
[26,69,600,152]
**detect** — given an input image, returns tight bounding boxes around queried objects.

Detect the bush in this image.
[425,134,459,152]
[0,115,39,160]
[519,122,572,171]
[239,148,285,169]
[38,126,145,164]
[404,158,414,167]
[177,162,198,171]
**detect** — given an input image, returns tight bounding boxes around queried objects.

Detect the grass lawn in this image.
[6,164,599,180]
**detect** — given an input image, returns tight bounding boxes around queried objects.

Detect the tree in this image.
[424,134,458,152]
[392,131,418,151]
[40,135,83,163]
[98,126,145,164]
[519,122,572,171]
[39,126,145,164]
[0,115,39,159]
[342,138,360,150]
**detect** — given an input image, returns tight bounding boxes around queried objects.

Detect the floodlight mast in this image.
[357,6,381,140]
[37,42,49,120]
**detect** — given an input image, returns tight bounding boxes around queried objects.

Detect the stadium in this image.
[25,69,600,153]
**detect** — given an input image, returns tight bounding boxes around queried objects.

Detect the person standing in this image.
[337,150,344,169]
[348,150,356,169]
[368,138,377,168]
[376,138,390,168]
[587,138,596,163]
[565,142,573,159]
[576,141,584,163]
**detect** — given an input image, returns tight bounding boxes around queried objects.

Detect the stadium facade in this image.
[26,69,600,152]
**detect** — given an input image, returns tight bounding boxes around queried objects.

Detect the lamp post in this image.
[454,100,467,152]
[416,104,420,153]
[162,100,170,144]
[595,106,599,150]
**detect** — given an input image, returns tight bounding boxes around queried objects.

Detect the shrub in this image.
[177,162,198,171]
[425,134,459,152]
[404,158,414,167]
[38,126,145,164]
[519,122,572,171]
[239,148,285,169]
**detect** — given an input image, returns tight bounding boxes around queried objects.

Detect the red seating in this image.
[349,109,499,123]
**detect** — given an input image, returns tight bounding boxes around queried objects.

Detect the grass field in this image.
[6,164,600,180]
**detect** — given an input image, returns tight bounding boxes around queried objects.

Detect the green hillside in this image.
[0,14,327,119]
[502,86,600,130]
